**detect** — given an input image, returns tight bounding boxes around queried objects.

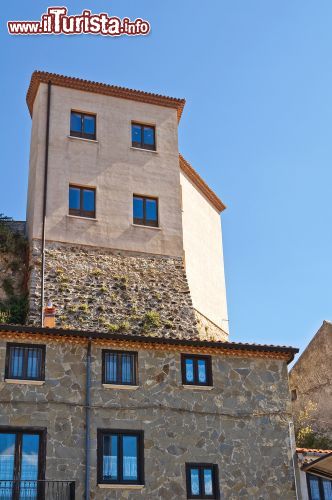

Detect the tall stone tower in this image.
[26,71,228,340]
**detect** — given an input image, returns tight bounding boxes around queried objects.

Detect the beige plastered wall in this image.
[26,83,183,257]
[180,171,228,333]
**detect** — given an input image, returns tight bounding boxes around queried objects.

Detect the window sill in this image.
[67,135,98,144]
[182,385,213,391]
[102,384,139,390]
[67,215,98,222]
[98,484,144,490]
[5,379,45,386]
[131,224,162,231]
[130,146,158,154]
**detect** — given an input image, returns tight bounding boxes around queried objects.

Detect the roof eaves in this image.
[297,448,332,454]
[179,154,226,213]
[26,71,186,121]
[0,324,299,362]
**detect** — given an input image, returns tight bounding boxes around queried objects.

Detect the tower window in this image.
[131,123,156,150]
[70,111,96,140]
[69,185,96,218]
[133,196,158,227]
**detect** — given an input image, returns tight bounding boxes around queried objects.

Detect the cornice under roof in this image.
[26,71,186,121]
[179,154,226,213]
[0,324,298,363]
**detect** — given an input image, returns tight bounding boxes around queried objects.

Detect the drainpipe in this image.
[41,81,52,326]
[85,340,92,500]
[289,421,300,500]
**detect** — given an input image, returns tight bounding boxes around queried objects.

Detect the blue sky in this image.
[1,1,331,358]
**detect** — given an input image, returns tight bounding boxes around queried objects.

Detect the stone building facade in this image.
[0,324,298,499]
[0,71,300,499]
[289,321,332,441]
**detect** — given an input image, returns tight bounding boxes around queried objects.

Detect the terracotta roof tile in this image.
[296,448,332,454]
[26,71,186,121]
[0,323,298,363]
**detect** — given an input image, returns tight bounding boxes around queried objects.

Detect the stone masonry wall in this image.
[0,335,296,499]
[289,320,332,440]
[28,240,227,341]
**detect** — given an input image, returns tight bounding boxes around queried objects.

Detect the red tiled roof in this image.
[26,71,186,121]
[296,448,332,454]
[0,323,298,363]
[179,154,226,213]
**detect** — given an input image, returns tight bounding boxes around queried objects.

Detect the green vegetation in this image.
[0,216,28,324]
[105,323,120,332]
[143,310,161,330]
[78,303,89,312]
[0,294,28,325]
[0,214,27,256]
[295,401,332,449]
[119,321,130,331]
[91,268,102,276]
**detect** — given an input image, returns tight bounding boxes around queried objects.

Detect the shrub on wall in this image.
[295,401,332,449]
[0,214,28,324]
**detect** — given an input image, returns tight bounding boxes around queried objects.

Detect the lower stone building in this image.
[296,448,332,500]
[0,323,298,499]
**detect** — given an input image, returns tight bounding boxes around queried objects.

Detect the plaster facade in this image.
[27,83,183,257]
[0,334,296,499]
[181,171,228,333]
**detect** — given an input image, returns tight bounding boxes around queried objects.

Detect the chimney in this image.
[44,301,56,328]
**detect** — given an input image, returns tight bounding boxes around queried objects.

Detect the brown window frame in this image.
[133,195,159,227]
[5,343,46,381]
[69,185,96,219]
[181,354,213,387]
[102,350,138,386]
[186,463,220,499]
[131,122,156,151]
[307,473,332,500]
[70,110,96,140]
[97,429,144,486]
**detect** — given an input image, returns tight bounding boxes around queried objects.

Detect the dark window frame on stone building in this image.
[307,473,332,500]
[133,195,159,227]
[5,343,46,381]
[97,429,144,486]
[102,350,138,386]
[0,427,47,499]
[181,354,213,387]
[70,110,96,140]
[186,463,220,499]
[69,185,96,218]
[131,122,156,151]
